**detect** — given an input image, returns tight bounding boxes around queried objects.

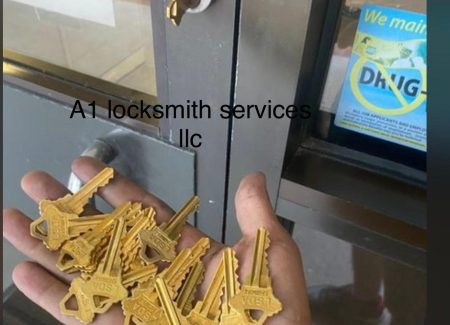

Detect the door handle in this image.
[166,0,212,26]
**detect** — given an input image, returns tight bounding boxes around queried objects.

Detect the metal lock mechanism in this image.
[166,0,212,26]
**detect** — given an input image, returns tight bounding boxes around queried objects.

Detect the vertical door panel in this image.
[159,0,238,241]
[225,0,312,244]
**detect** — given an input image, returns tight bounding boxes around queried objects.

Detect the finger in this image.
[21,171,69,203]
[21,170,98,216]
[13,261,124,325]
[3,208,74,283]
[234,172,288,240]
[13,261,74,324]
[71,157,223,252]
[266,244,311,325]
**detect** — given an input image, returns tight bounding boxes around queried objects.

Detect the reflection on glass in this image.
[320,0,425,114]
[3,0,157,96]
[295,225,426,325]
[313,0,427,170]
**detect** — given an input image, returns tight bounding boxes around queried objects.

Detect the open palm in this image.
[3,157,311,325]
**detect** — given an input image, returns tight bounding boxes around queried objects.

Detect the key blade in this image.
[161,249,192,285]
[156,277,187,325]
[138,198,199,263]
[123,208,155,247]
[194,257,224,319]
[250,227,271,287]
[223,248,240,311]
[123,203,143,227]
[66,167,114,214]
[101,216,126,275]
[122,264,158,288]
[162,238,209,295]
[176,261,204,315]
[85,202,130,241]
[68,215,109,237]
[190,237,210,259]
[165,196,199,239]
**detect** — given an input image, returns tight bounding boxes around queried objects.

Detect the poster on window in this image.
[334,4,427,152]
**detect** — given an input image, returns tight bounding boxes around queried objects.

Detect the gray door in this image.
[3,0,238,291]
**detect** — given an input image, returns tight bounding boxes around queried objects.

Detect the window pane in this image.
[4,0,157,96]
[294,225,426,325]
[315,0,427,169]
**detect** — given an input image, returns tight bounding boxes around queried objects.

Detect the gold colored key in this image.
[85,203,144,273]
[166,0,184,26]
[59,279,95,324]
[220,248,247,324]
[166,0,200,26]
[39,167,113,218]
[161,237,209,295]
[32,167,114,251]
[229,228,282,324]
[123,203,144,228]
[188,255,225,325]
[60,216,128,323]
[122,238,210,325]
[122,264,158,289]
[176,261,204,316]
[156,277,190,325]
[30,209,107,251]
[139,196,200,263]
[56,202,131,272]
[122,208,156,272]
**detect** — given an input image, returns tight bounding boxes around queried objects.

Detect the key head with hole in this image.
[229,285,282,324]
[139,226,178,263]
[57,237,99,272]
[60,278,96,324]
[122,292,165,323]
[30,204,73,250]
[81,273,128,311]
[229,228,283,324]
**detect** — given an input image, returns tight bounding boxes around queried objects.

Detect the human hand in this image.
[3,157,311,324]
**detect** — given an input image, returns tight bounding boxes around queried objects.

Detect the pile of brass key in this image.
[30,167,283,324]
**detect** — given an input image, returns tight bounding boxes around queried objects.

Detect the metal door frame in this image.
[152,0,239,241]
[225,0,313,244]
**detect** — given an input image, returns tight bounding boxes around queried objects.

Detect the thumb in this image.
[234,172,288,240]
[234,173,311,324]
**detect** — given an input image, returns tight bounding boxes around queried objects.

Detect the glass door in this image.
[4,0,158,96]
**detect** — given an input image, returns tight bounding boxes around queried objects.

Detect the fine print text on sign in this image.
[335,4,427,152]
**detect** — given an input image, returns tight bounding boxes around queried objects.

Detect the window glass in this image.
[294,225,426,325]
[3,0,157,96]
[315,0,426,170]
